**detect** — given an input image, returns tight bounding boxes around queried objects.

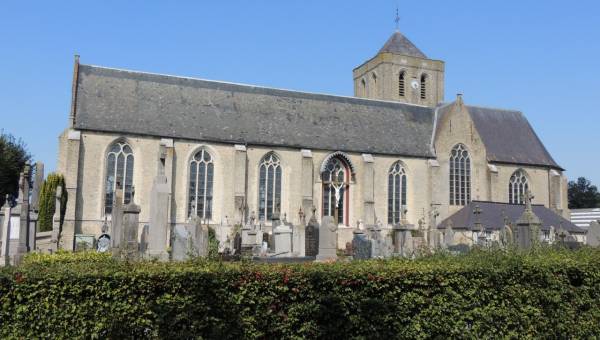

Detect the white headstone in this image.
[147,175,170,260]
[292,224,305,257]
[273,224,292,257]
[0,199,12,266]
[443,225,455,248]
[587,221,600,247]
[316,216,337,261]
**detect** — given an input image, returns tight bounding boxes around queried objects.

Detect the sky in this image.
[1,1,599,184]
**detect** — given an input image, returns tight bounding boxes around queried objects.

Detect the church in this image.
[55,30,576,250]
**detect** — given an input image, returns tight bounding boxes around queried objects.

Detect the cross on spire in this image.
[395,5,400,31]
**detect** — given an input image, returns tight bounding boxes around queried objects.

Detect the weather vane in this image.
[395,4,400,31]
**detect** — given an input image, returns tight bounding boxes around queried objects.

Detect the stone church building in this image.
[56,31,569,250]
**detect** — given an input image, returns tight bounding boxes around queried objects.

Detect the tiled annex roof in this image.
[72,63,561,169]
[438,201,584,234]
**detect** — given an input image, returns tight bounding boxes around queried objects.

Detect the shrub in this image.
[37,173,67,232]
[1,248,600,338]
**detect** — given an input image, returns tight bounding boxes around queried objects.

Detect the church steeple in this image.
[378,31,427,59]
[353,30,445,107]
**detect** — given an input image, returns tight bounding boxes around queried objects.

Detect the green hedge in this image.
[1,248,600,339]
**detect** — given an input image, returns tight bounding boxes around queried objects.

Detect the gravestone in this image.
[0,197,11,266]
[233,232,242,255]
[49,186,63,253]
[30,161,44,212]
[261,232,269,255]
[368,225,384,258]
[500,223,514,247]
[514,190,541,249]
[443,224,455,248]
[97,234,111,253]
[352,230,371,260]
[190,219,209,258]
[401,230,414,257]
[110,188,124,254]
[139,224,149,254]
[587,221,600,247]
[305,211,319,257]
[171,224,189,261]
[121,198,141,261]
[292,224,305,256]
[10,166,30,265]
[316,216,337,261]
[172,218,210,261]
[147,175,170,260]
[273,223,292,257]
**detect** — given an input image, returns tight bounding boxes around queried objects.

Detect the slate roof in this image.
[378,31,427,58]
[434,104,562,169]
[73,64,435,158]
[467,106,561,169]
[438,201,584,233]
[72,64,561,169]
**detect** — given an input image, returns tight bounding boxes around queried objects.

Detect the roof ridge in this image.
[465,104,522,114]
[471,200,545,206]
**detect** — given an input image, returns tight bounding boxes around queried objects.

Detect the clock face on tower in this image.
[411,79,419,90]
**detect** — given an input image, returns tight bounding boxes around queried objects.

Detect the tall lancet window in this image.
[388,161,407,224]
[258,153,282,221]
[449,144,471,206]
[398,71,406,97]
[104,141,134,214]
[188,149,214,219]
[322,157,350,225]
[420,74,428,99]
[509,170,529,205]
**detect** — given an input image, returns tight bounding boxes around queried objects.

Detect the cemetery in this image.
[1,163,600,338]
[2,3,599,336]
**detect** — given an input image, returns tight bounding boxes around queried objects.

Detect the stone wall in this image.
[56,118,566,249]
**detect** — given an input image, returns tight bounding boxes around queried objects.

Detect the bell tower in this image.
[353,30,445,107]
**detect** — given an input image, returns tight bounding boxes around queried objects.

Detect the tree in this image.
[0,130,32,207]
[568,177,600,209]
[38,173,68,232]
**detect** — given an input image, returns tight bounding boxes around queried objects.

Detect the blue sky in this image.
[1,1,599,184]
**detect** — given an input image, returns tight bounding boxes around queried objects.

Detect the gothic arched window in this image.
[258,153,282,221]
[322,157,350,225]
[188,149,214,219]
[420,74,428,99]
[104,141,134,214]
[388,161,407,224]
[509,170,529,204]
[361,78,366,94]
[398,71,406,97]
[449,144,471,206]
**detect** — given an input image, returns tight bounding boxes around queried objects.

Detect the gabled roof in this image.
[73,64,436,158]
[434,103,562,170]
[467,106,561,169]
[72,63,562,170]
[378,31,427,58]
[438,201,584,234]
